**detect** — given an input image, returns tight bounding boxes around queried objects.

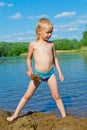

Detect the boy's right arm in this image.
[26,42,34,77]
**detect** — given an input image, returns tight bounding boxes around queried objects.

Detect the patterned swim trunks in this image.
[34,68,54,81]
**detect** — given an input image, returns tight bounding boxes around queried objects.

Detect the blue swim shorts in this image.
[34,68,54,81]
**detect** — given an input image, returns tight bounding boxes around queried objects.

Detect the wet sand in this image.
[0,110,87,130]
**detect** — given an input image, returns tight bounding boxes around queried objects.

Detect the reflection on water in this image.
[0,54,87,118]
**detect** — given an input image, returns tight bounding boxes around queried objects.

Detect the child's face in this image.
[39,25,52,41]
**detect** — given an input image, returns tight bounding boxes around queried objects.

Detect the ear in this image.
[38,31,41,35]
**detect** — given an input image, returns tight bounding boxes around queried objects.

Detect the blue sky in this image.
[0,0,87,42]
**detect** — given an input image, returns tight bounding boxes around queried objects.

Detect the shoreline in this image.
[20,50,87,56]
[20,47,87,56]
[56,47,87,54]
[0,109,87,130]
[0,47,87,57]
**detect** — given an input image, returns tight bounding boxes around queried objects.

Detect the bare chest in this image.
[34,43,53,55]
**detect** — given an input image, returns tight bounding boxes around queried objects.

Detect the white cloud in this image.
[78,14,87,19]
[52,34,59,38]
[0,2,13,7]
[17,36,34,41]
[0,30,35,42]
[54,11,76,18]
[54,23,77,32]
[27,37,35,40]
[67,27,78,32]
[8,4,14,7]
[8,12,22,20]
[71,19,87,25]
[0,2,5,7]
[27,14,47,19]
[17,37,26,41]
[0,35,12,39]
[53,28,59,32]
[26,31,34,34]
[54,18,87,31]
[54,22,79,34]
[11,32,25,36]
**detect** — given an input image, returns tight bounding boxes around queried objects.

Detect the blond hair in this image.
[36,18,53,41]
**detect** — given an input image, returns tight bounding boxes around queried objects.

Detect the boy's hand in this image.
[26,70,33,77]
[59,74,64,82]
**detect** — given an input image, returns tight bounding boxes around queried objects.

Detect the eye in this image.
[47,31,52,34]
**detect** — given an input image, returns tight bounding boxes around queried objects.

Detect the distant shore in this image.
[56,47,87,54]
[20,47,87,56]
[0,110,87,130]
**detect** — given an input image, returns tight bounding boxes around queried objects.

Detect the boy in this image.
[7,18,66,122]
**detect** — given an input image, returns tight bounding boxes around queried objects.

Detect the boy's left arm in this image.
[52,44,64,82]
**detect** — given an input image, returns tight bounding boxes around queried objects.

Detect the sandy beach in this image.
[0,110,87,130]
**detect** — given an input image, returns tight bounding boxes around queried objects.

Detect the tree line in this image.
[0,42,28,57]
[0,31,87,57]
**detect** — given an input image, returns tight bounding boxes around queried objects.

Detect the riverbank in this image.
[20,47,87,56]
[56,47,87,54]
[0,110,87,130]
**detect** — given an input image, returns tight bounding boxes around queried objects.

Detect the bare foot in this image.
[7,115,17,122]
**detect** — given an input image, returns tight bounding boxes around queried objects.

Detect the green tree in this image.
[83,31,87,40]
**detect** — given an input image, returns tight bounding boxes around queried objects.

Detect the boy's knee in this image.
[52,94,60,101]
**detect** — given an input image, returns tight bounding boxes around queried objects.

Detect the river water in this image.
[0,53,87,118]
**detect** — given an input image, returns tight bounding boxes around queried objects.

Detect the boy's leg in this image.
[7,80,41,121]
[47,74,66,117]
